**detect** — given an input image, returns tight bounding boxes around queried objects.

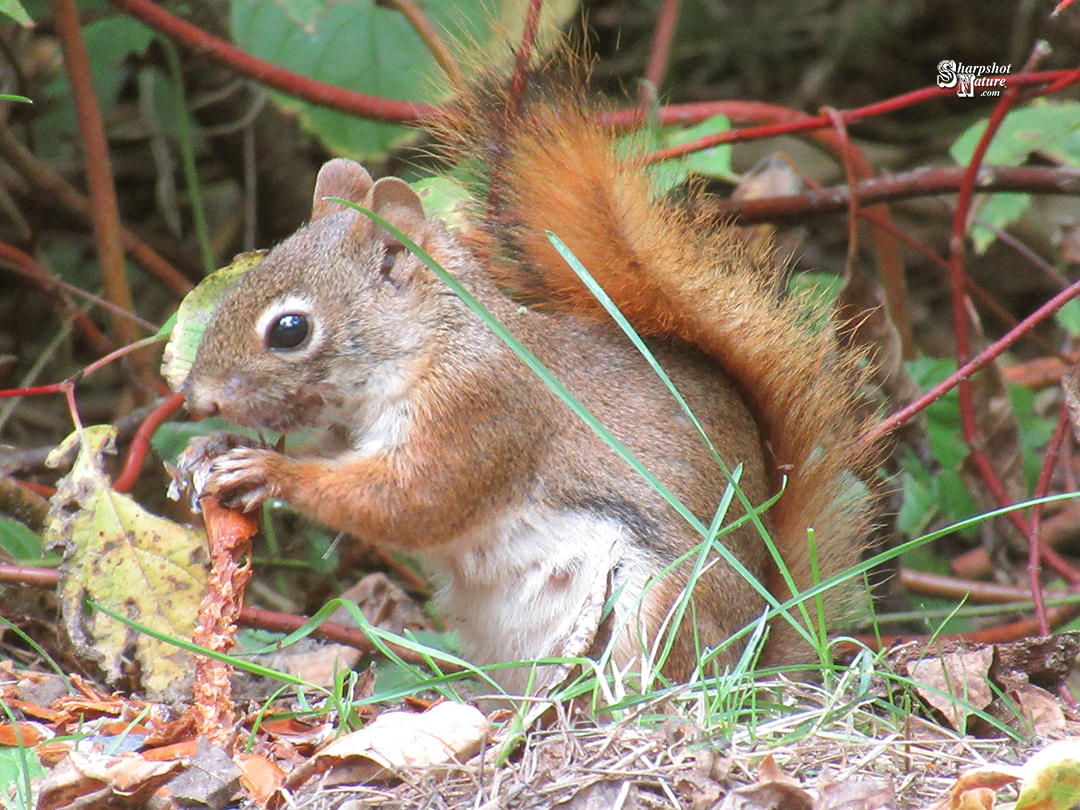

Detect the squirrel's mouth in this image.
[186,377,330,436]
[234,392,328,434]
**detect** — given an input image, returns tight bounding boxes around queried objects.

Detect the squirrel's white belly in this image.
[423,507,650,695]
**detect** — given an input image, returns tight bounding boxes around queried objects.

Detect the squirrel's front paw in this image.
[172,433,285,511]
[205,446,288,512]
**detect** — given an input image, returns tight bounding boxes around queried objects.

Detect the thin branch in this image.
[824,108,861,259]
[0,242,157,332]
[0,476,50,532]
[112,392,185,493]
[52,0,138,351]
[382,0,465,89]
[1029,408,1072,634]
[508,0,545,110]
[898,568,1068,604]
[639,0,681,101]
[865,278,1080,447]
[0,241,115,356]
[706,165,1080,224]
[853,206,1065,359]
[0,122,193,298]
[947,59,1030,557]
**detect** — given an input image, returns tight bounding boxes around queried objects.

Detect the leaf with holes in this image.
[44,426,207,698]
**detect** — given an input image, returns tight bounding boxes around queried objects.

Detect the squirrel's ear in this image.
[368,177,428,245]
[311,159,374,220]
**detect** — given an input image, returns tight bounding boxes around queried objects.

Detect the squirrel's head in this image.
[185,159,439,434]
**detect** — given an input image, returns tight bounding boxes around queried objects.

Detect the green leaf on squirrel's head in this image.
[159,251,266,392]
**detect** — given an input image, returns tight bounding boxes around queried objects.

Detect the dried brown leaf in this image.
[928,764,1021,810]
[718,779,814,810]
[291,701,488,789]
[909,646,995,730]
[37,749,184,810]
[235,752,287,808]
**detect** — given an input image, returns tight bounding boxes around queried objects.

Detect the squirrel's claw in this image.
[204,446,282,512]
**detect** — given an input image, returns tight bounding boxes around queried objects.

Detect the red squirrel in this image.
[180,66,875,693]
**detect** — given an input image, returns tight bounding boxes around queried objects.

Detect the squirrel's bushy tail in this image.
[433,65,876,662]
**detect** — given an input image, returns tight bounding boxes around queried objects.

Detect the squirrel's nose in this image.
[183,384,220,420]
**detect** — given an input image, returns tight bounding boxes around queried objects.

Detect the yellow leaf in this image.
[46,425,207,698]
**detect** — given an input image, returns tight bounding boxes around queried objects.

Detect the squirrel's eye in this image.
[266,313,310,351]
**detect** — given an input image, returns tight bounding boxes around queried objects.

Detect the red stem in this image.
[947,70,1027,545]
[866,277,1080,444]
[106,0,433,123]
[0,382,69,398]
[52,0,138,351]
[711,165,1080,225]
[1028,408,1072,634]
[823,107,863,289]
[0,242,113,355]
[640,0,682,98]
[627,70,1080,153]
[113,392,186,493]
[508,0,545,112]
[103,0,1080,153]
[855,206,1063,358]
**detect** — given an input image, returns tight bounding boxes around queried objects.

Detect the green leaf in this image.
[969,192,1030,254]
[0,0,32,26]
[1016,740,1080,810]
[949,102,1080,253]
[0,516,43,561]
[413,175,471,228]
[1041,128,1080,168]
[0,743,45,810]
[35,14,155,158]
[665,115,736,182]
[950,101,1080,167]
[643,115,736,195]
[231,0,578,160]
[1056,298,1080,336]
[275,0,328,31]
[903,358,976,526]
[150,417,238,466]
